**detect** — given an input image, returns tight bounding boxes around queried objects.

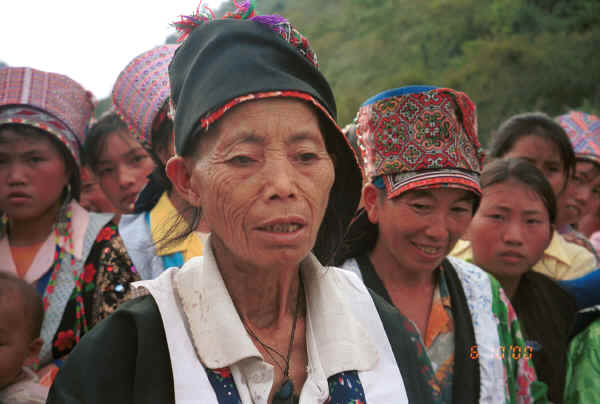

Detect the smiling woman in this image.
[337,86,550,403]
[47,2,410,403]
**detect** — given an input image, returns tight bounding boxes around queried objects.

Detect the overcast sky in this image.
[1,0,226,100]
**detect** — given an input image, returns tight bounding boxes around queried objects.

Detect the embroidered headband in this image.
[356,86,483,199]
[112,45,178,146]
[556,111,600,165]
[0,67,94,166]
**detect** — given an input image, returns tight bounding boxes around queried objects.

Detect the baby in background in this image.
[0,272,47,404]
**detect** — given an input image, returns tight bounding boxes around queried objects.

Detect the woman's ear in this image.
[363,183,380,225]
[166,156,201,207]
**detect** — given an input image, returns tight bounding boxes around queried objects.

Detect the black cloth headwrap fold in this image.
[169,19,337,153]
[168,18,362,265]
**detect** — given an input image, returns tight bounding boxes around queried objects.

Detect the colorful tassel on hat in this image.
[173,2,217,43]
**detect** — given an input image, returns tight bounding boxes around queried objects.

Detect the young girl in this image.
[465,158,576,403]
[0,67,139,368]
[111,45,204,278]
[453,112,597,280]
[84,111,155,216]
[557,111,600,240]
[338,86,549,403]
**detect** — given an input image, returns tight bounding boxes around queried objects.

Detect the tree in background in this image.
[253,0,599,145]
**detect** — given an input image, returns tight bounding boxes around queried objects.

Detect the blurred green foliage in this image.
[254,0,600,145]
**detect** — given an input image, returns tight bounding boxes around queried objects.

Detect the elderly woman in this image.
[337,86,550,403]
[47,3,408,403]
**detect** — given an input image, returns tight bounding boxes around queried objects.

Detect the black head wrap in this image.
[168,18,362,265]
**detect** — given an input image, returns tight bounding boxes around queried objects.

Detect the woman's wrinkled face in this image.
[504,135,567,197]
[369,187,475,275]
[188,99,334,271]
[0,128,69,222]
[94,131,155,214]
[468,180,551,281]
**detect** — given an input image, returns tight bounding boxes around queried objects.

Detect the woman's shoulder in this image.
[47,295,174,403]
[337,257,363,281]
[445,256,495,287]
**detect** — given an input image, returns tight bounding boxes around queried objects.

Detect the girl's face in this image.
[0,128,69,223]
[95,131,155,214]
[504,135,567,198]
[556,160,600,228]
[468,180,552,282]
[80,166,115,213]
[571,160,600,236]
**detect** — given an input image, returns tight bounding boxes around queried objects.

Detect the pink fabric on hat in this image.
[557,111,600,165]
[0,67,94,148]
[112,45,178,145]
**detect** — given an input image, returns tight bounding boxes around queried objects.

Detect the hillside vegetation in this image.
[245,0,600,145]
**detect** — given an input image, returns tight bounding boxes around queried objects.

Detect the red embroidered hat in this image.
[0,67,94,165]
[112,45,178,146]
[556,111,600,165]
[356,86,483,199]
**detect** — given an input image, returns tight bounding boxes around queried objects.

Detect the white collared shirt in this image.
[135,235,407,403]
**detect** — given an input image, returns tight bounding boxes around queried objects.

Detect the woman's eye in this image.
[298,152,318,163]
[28,156,44,163]
[131,154,147,164]
[487,214,504,221]
[547,166,561,173]
[228,155,255,166]
[98,168,113,176]
[411,203,431,211]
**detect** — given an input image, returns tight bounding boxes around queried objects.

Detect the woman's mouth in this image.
[260,223,303,233]
[412,242,444,257]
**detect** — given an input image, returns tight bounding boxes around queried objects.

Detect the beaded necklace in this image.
[42,203,89,342]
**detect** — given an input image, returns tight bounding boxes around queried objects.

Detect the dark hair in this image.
[334,209,378,266]
[0,124,81,200]
[488,112,576,186]
[512,271,576,402]
[480,158,557,225]
[0,272,44,339]
[84,110,129,173]
[342,122,363,171]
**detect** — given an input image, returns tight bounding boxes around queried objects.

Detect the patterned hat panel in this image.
[557,111,600,164]
[112,45,178,145]
[0,67,94,164]
[357,87,483,198]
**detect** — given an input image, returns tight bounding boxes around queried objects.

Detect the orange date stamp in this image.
[469,344,534,360]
